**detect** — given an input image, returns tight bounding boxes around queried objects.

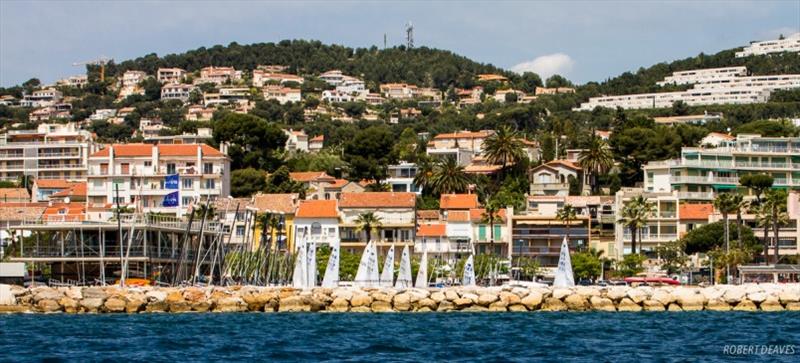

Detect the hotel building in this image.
[0,123,94,182]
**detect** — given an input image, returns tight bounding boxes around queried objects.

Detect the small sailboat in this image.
[292,241,306,288]
[462,254,476,286]
[321,242,340,288]
[552,236,575,288]
[306,241,317,288]
[415,248,428,288]
[395,245,413,289]
[355,241,380,287]
[379,245,395,287]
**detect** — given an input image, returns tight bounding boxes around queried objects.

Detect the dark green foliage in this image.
[230,168,267,197]
[734,119,798,137]
[343,126,396,182]
[212,112,287,170]
[264,166,305,196]
[682,221,760,255]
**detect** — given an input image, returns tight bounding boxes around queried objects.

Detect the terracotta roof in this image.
[50,182,87,198]
[417,210,440,221]
[35,180,77,189]
[251,193,300,214]
[532,159,581,172]
[416,223,446,237]
[90,144,224,158]
[310,135,325,142]
[470,208,507,222]
[680,203,714,220]
[43,202,86,221]
[326,179,350,189]
[464,164,503,174]
[0,202,47,221]
[433,130,492,140]
[295,200,339,218]
[290,171,333,183]
[0,188,30,201]
[339,192,416,208]
[212,197,252,212]
[706,132,735,141]
[440,194,479,209]
[447,210,471,222]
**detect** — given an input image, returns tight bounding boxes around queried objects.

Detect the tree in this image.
[483,126,525,171]
[504,92,518,103]
[430,157,470,195]
[654,240,689,275]
[556,204,578,243]
[740,174,773,205]
[681,221,760,255]
[571,249,602,281]
[343,126,396,182]
[713,193,739,280]
[480,198,502,256]
[264,166,306,197]
[230,168,266,197]
[545,74,572,88]
[617,195,655,255]
[671,100,689,116]
[735,120,798,137]
[354,212,382,243]
[617,253,645,277]
[392,127,420,162]
[413,157,435,194]
[212,112,287,170]
[764,189,789,263]
[578,136,614,195]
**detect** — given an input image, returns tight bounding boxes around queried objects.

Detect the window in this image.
[182,178,193,189]
[100,163,108,175]
[181,196,193,205]
[493,225,502,240]
[478,225,486,241]
[328,227,336,235]
[144,161,152,168]
[120,163,130,174]
[166,163,176,174]
[204,179,215,189]
[311,222,322,236]
[236,226,245,237]
[203,163,213,174]
[113,197,126,204]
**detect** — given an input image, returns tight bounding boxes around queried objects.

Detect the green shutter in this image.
[478,225,486,241]
[493,225,502,240]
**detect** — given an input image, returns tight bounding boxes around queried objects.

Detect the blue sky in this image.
[1,0,798,86]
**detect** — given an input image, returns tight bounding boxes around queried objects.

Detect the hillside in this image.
[109,40,513,90]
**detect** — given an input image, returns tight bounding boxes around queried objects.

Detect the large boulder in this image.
[499,291,521,306]
[59,297,79,313]
[667,303,683,312]
[705,299,731,311]
[733,299,757,312]
[477,294,498,307]
[722,286,746,304]
[747,292,768,304]
[33,288,62,303]
[453,298,473,309]
[564,294,588,311]
[37,299,61,313]
[82,287,108,300]
[606,286,629,302]
[674,288,706,311]
[521,291,543,310]
[242,289,278,311]
[444,290,460,301]
[462,305,489,312]
[430,291,446,303]
[642,300,665,311]
[0,284,16,305]
[437,300,455,312]
[759,296,784,312]
[552,288,572,300]
[370,301,393,313]
[785,302,800,311]
[650,289,676,306]
[589,296,615,312]
[350,294,372,308]
[80,298,105,313]
[626,288,650,304]
[104,297,127,313]
[508,304,528,312]
[331,288,354,301]
[328,297,349,312]
[541,297,567,311]
[488,300,508,312]
[393,293,412,311]
[460,292,479,304]
[215,296,247,312]
[616,298,642,312]
[778,288,800,304]
[371,291,393,303]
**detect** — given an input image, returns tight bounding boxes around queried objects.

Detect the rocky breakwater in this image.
[1,283,799,313]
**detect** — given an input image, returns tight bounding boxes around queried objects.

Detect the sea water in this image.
[1,312,798,362]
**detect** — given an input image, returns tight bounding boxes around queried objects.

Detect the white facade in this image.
[20,89,62,108]
[157,68,186,84]
[0,123,94,182]
[657,66,747,86]
[284,130,309,152]
[321,90,355,103]
[736,33,800,58]
[386,162,421,194]
[252,71,304,87]
[263,86,301,104]
[161,84,195,102]
[121,70,147,87]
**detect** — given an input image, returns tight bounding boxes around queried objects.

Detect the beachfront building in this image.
[643,134,800,199]
[293,199,340,253]
[86,143,230,217]
[251,193,300,251]
[735,33,800,58]
[613,189,679,260]
[338,192,416,255]
[157,68,186,84]
[0,123,94,182]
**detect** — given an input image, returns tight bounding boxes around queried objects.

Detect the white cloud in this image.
[510,53,575,80]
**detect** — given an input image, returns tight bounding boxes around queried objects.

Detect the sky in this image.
[1,0,798,87]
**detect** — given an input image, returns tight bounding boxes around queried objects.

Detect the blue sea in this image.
[1,312,798,362]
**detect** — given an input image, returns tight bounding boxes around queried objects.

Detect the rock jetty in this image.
[1,283,799,313]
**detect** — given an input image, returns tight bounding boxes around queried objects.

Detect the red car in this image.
[624,277,680,285]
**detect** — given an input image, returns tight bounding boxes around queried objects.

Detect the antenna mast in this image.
[405,21,414,49]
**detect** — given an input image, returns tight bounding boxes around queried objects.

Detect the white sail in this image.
[379,245,395,287]
[462,254,476,286]
[306,241,317,288]
[321,242,340,288]
[355,241,379,287]
[395,245,413,289]
[415,248,428,288]
[553,236,575,288]
[292,241,306,288]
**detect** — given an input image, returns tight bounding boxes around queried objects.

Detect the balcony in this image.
[36,164,84,170]
[672,175,739,184]
[622,233,678,242]
[677,191,715,200]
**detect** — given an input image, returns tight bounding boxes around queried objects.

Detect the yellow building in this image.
[250,193,300,252]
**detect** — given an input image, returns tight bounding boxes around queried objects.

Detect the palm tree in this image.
[755,202,773,264]
[578,136,614,195]
[764,189,789,264]
[483,126,525,171]
[731,194,747,248]
[617,196,655,255]
[354,212,383,243]
[556,204,578,243]
[430,156,471,195]
[480,198,501,256]
[413,157,435,194]
[713,193,739,281]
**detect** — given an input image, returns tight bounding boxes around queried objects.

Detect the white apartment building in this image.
[614,189,680,259]
[380,83,419,100]
[293,199,340,252]
[121,70,147,87]
[657,66,748,86]
[160,84,195,102]
[157,68,186,84]
[86,144,230,216]
[643,134,800,199]
[197,66,242,85]
[57,75,88,88]
[426,130,494,166]
[318,70,347,86]
[338,192,416,255]
[736,33,800,58]
[577,67,800,111]
[20,89,63,108]
[252,71,304,87]
[0,123,94,182]
[321,90,356,103]
[283,129,309,152]
[263,86,301,104]
[386,162,421,194]
[89,109,117,121]
[336,77,366,94]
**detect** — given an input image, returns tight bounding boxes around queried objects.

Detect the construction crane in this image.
[73,56,112,82]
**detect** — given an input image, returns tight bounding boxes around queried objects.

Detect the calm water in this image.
[1,312,798,362]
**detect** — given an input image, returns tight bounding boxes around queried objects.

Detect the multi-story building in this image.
[735,33,800,58]
[197,66,242,85]
[86,143,230,217]
[293,199,340,252]
[20,88,63,108]
[143,128,214,145]
[121,70,147,87]
[318,70,347,86]
[283,129,309,152]
[657,66,748,86]
[0,123,94,182]
[338,192,416,255]
[321,90,356,103]
[386,162,421,194]
[252,71,304,87]
[534,87,576,95]
[613,189,680,259]
[380,83,419,100]
[56,75,88,88]
[309,135,324,152]
[653,113,723,126]
[157,68,186,84]
[263,86,301,104]
[426,130,494,166]
[160,83,195,102]
[528,160,584,196]
[644,134,800,199]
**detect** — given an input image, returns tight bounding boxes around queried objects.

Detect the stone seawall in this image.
[1,284,799,314]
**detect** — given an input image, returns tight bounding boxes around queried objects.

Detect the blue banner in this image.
[165,174,179,190]
[162,191,179,207]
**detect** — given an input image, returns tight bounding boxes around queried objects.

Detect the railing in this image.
[21,213,223,233]
[36,164,83,169]
[677,191,715,200]
[38,151,81,158]
[672,176,739,184]
[622,233,678,241]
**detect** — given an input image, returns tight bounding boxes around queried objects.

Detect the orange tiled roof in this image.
[433,130,492,140]
[416,223,446,237]
[296,200,339,218]
[0,203,46,221]
[447,210,471,222]
[440,194,479,209]
[290,171,333,183]
[0,188,30,200]
[43,202,86,220]
[310,135,324,142]
[417,210,440,221]
[680,203,714,220]
[326,179,350,189]
[339,192,416,208]
[251,193,300,214]
[470,208,507,222]
[464,164,503,174]
[90,144,224,158]
[706,132,735,141]
[50,182,87,198]
[35,180,77,189]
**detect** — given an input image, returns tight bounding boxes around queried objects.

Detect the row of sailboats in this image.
[293,240,478,289]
